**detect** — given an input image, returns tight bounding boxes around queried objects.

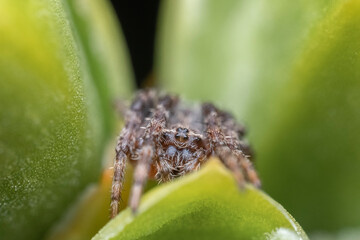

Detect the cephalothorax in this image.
[111,89,260,218]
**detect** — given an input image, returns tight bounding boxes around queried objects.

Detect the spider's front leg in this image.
[111,144,128,219]
[129,95,177,213]
[111,90,156,218]
[129,143,154,213]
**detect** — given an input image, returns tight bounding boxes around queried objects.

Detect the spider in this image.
[110,89,261,218]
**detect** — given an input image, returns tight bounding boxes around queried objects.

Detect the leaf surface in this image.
[0,0,132,239]
[94,159,308,240]
[156,0,360,231]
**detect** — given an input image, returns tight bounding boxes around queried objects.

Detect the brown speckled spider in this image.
[110,89,260,218]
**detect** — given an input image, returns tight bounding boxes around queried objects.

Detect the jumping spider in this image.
[111,89,260,218]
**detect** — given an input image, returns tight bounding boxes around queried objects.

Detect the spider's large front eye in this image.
[175,133,189,142]
[176,127,189,133]
[175,127,190,142]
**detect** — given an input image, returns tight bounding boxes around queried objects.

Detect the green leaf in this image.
[93,159,308,240]
[62,0,134,136]
[0,0,132,239]
[255,1,360,231]
[45,162,134,240]
[311,228,360,240]
[156,0,360,232]
[156,0,334,110]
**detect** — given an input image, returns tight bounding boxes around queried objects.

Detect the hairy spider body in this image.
[111,89,260,218]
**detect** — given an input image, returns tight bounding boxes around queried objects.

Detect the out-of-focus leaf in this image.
[63,0,134,136]
[255,1,360,231]
[0,0,132,239]
[156,0,360,232]
[93,159,308,240]
[45,164,133,240]
[156,0,334,111]
[311,228,360,240]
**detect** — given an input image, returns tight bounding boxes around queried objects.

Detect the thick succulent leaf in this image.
[93,159,308,240]
[45,161,134,240]
[156,0,360,232]
[255,1,360,231]
[63,0,134,135]
[0,0,132,239]
[156,0,335,111]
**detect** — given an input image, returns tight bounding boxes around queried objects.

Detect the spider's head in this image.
[175,127,189,142]
[161,127,202,149]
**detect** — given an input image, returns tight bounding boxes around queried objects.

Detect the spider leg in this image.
[181,149,206,175]
[155,158,174,182]
[110,149,127,219]
[217,108,255,158]
[214,145,246,187]
[202,105,246,187]
[233,149,261,188]
[129,144,154,213]
[202,103,261,188]
[217,111,260,187]
[110,90,157,218]
[129,94,177,213]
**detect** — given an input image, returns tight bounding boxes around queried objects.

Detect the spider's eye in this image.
[176,127,189,133]
[162,132,170,139]
[175,127,190,142]
[175,133,189,142]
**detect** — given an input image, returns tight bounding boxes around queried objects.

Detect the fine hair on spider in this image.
[110,89,260,218]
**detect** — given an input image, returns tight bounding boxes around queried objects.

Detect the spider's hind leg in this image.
[129,143,155,213]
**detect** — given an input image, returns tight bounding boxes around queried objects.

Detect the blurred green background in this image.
[1,0,360,239]
[156,0,360,237]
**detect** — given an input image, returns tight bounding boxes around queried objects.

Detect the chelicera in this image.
[110,89,260,218]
